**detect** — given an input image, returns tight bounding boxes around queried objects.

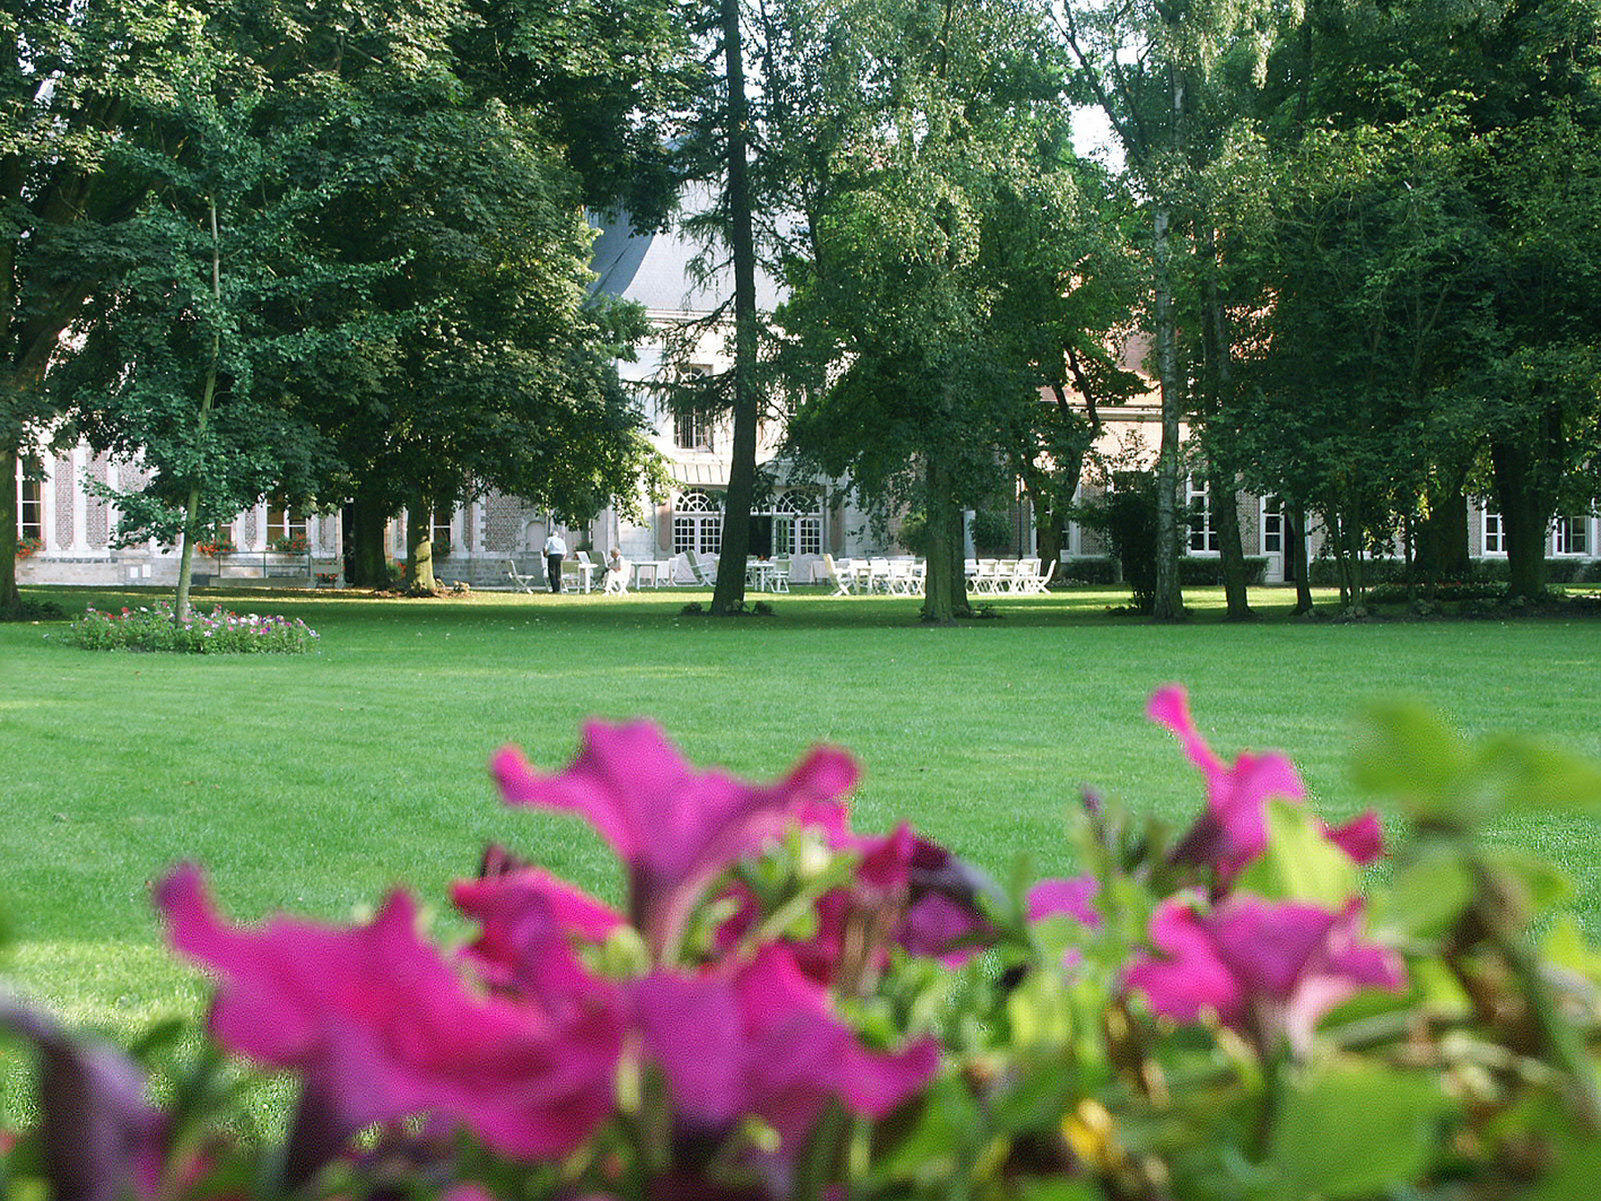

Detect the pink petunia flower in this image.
[493,723,858,956]
[450,867,624,1014]
[156,865,623,1164]
[1123,893,1404,1054]
[630,944,939,1149]
[1149,684,1383,883]
[1026,876,1102,928]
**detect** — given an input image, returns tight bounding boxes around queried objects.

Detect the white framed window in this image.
[1483,510,1505,555]
[265,503,308,550]
[1553,514,1590,556]
[672,489,723,555]
[769,489,822,555]
[17,463,43,541]
[1187,475,1217,553]
[431,509,454,551]
[1261,495,1283,555]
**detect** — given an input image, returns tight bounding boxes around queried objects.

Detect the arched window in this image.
[769,490,822,555]
[673,489,724,554]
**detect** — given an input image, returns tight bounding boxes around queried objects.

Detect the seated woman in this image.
[603,547,629,594]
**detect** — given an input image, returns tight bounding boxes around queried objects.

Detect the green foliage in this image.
[1234,799,1360,906]
[1073,477,1158,613]
[1267,1061,1452,1201]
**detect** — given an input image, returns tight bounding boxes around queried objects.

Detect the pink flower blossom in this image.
[450,867,624,1014]
[1026,876,1102,928]
[493,723,858,955]
[1123,893,1404,1054]
[1149,684,1383,882]
[156,865,622,1162]
[630,944,939,1148]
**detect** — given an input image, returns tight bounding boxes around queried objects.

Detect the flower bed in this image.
[58,601,319,653]
[3,689,1600,1199]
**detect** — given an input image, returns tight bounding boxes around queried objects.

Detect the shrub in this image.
[968,507,1012,553]
[57,602,319,654]
[1056,554,1118,584]
[1074,477,1158,611]
[4,692,1601,1200]
[1178,554,1269,585]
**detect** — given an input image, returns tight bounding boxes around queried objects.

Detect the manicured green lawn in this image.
[2,583,1598,1040]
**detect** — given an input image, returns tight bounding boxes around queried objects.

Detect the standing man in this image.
[543,528,568,593]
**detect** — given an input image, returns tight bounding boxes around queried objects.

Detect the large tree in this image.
[1,0,197,610]
[775,0,1097,622]
[1227,0,1601,605]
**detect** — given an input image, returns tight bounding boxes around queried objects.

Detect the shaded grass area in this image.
[1,583,1598,1040]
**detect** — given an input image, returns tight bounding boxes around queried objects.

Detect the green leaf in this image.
[1014,1179,1105,1201]
[1268,1061,1452,1199]
[1378,844,1476,939]
[1477,735,1601,812]
[871,1073,981,1181]
[1542,916,1601,986]
[1233,800,1359,907]
[1481,847,1574,919]
[1349,702,1472,820]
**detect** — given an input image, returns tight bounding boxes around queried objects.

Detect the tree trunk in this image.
[1415,478,1470,589]
[175,198,222,623]
[1210,469,1252,620]
[1151,202,1185,622]
[1491,435,1551,601]
[1287,500,1314,614]
[920,455,966,623]
[1197,227,1250,622]
[344,484,390,588]
[0,436,17,611]
[406,498,436,593]
[1035,508,1062,577]
[710,0,759,617]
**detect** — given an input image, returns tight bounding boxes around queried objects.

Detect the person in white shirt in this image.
[542,531,567,593]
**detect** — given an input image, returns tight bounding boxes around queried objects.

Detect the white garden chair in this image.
[686,550,717,586]
[971,559,1003,594]
[768,554,792,593]
[1009,558,1040,593]
[822,554,854,596]
[506,560,539,593]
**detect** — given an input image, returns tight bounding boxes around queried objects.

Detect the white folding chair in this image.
[506,560,538,593]
[822,554,854,596]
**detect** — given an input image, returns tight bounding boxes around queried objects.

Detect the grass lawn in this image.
[2,582,1599,1043]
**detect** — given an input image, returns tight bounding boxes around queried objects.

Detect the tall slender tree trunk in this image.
[1198,229,1251,621]
[1151,202,1185,621]
[710,0,759,616]
[0,435,18,611]
[1287,501,1314,614]
[174,197,223,623]
[344,482,390,588]
[1211,471,1252,619]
